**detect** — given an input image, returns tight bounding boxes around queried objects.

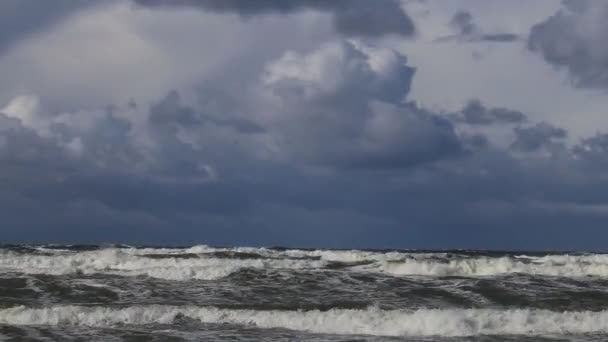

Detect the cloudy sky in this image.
[2,0,608,250]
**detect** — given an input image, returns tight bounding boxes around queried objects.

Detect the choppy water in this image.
[2,245,608,341]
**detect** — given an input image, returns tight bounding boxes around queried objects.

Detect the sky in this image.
[1,0,608,250]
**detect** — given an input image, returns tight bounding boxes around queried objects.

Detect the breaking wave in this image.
[2,305,608,337]
[0,248,326,280]
[3,245,608,280]
[375,256,608,277]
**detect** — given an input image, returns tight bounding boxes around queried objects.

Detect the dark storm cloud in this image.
[0,0,95,54]
[133,0,415,37]
[480,33,519,42]
[4,0,608,250]
[460,133,490,149]
[449,99,526,125]
[0,104,257,244]
[511,122,567,152]
[528,0,608,88]
[0,36,473,246]
[5,88,608,249]
[0,112,80,182]
[149,90,265,134]
[327,104,463,170]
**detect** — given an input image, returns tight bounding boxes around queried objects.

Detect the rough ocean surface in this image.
[2,246,608,341]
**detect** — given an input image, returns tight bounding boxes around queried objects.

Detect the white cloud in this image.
[0,1,332,112]
[0,95,41,129]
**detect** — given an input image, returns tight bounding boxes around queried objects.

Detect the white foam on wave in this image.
[8,246,608,279]
[374,256,608,277]
[0,249,326,281]
[126,245,608,276]
[2,305,608,337]
[526,254,608,265]
[124,246,445,265]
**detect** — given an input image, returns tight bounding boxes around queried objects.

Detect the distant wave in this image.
[2,305,608,337]
[2,246,608,280]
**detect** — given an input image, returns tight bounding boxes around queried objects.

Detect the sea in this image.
[1,245,608,341]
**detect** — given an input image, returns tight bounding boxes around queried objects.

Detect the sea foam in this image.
[2,305,608,337]
[0,248,325,280]
[4,246,608,280]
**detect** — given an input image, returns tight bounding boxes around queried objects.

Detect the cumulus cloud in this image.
[133,0,415,38]
[5,1,608,249]
[141,41,460,171]
[528,0,608,88]
[3,69,608,249]
[0,35,465,244]
[258,41,461,170]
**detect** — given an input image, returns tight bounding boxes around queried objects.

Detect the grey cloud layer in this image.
[3,1,608,249]
[0,0,95,54]
[134,0,415,37]
[528,0,608,88]
[2,35,608,249]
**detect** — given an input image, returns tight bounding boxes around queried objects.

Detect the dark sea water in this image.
[1,245,608,341]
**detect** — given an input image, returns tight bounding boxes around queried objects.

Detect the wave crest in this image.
[0,248,325,280]
[2,305,608,337]
[4,246,608,280]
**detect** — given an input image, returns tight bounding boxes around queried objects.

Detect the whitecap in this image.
[2,305,608,337]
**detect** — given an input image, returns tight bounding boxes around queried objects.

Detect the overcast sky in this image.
[2,0,608,250]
